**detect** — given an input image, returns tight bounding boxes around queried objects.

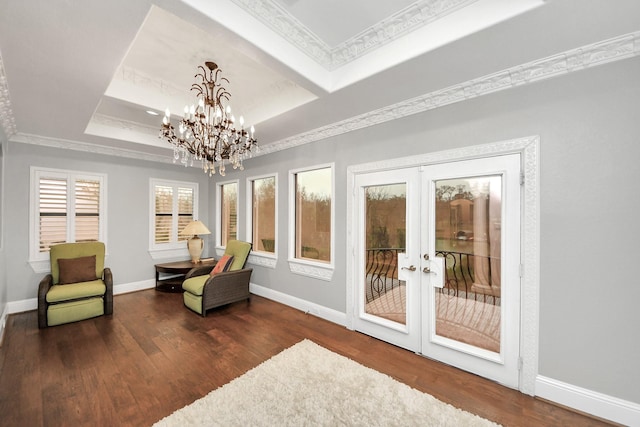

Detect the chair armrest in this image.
[103,268,113,315]
[38,274,53,328]
[103,267,113,288]
[205,268,253,287]
[185,265,214,280]
[38,274,53,300]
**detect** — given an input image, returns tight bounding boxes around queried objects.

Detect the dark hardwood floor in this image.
[0,290,614,426]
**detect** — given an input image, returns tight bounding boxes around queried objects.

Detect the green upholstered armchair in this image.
[182,240,252,316]
[38,242,113,328]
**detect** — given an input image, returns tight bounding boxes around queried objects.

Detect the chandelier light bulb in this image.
[239,116,245,127]
[165,108,170,118]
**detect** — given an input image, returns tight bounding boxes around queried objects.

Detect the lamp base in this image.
[187,235,204,263]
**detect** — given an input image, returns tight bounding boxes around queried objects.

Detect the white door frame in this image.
[346,136,540,395]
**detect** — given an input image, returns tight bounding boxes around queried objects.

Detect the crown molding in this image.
[259,31,640,157]
[230,0,477,70]
[113,65,183,98]
[229,0,331,67]
[0,52,17,139]
[9,132,171,164]
[91,113,159,135]
[330,0,479,69]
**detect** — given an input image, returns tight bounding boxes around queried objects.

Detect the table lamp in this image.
[181,220,211,263]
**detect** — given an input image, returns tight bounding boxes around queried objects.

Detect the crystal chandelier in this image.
[160,61,257,176]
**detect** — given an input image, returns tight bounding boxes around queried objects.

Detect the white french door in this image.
[352,154,522,388]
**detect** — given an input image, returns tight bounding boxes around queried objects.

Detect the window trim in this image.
[149,178,199,260]
[29,166,107,272]
[288,163,335,281]
[215,179,239,250]
[246,173,278,269]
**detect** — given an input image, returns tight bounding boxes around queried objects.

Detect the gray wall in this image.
[3,143,212,302]
[219,57,640,403]
[3,44,639,407]
[0,136,6,328]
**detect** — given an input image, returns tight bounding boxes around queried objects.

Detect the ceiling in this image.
[2,0,613,164]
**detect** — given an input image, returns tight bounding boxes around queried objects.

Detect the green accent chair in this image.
[38,242,113,328]
[182,240,252,316]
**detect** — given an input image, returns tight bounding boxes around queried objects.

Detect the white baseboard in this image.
[250,282,347,327]
[5,279,157,315]
[113,279,155,295]
[6,298,35,314]
[536,375,640,426]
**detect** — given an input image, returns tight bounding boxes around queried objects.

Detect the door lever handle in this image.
[402,265,416,271]
[423,267,437,274]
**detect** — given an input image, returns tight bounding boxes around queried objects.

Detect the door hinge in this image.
[519,264,524,277]
[520,172,525,186]
[518,357,524,371]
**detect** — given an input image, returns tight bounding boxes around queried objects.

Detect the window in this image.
[217,181,238,247]
[30,167,107,267]
[247,175,277,257]
[150,179,198,256]
[288,164,334,280]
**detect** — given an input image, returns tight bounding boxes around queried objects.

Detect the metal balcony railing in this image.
[365,248,500,305]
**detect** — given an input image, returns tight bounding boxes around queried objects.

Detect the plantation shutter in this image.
[155,185,173,243]
[38,174,102,252]
[151,180,197,248]
[75,179,101,243]
[39,177,68,252]
[177,186,194,241]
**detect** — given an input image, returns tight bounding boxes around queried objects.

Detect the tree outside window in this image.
[251,176,276,253]
[294,167,332,262]
[220,182,238,247]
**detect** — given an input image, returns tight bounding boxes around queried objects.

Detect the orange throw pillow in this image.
[210,255,234,276]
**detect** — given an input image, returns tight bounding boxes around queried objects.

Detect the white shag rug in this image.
[153,339,499,427]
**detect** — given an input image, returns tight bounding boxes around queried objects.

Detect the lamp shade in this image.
[181,220,211,236]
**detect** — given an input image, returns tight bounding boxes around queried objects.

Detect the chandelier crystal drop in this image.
[159,61,257,176]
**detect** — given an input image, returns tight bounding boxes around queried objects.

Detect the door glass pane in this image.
[364,184,406,325]
[434,176,501,352]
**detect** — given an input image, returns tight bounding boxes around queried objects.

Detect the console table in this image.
[155,258,216,292]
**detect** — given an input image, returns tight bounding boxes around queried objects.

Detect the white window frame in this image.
[149,178,199,260]
[246,173,278,268]
[216,179,239,252]
[29,166,107,273]
[288,163,335,281]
